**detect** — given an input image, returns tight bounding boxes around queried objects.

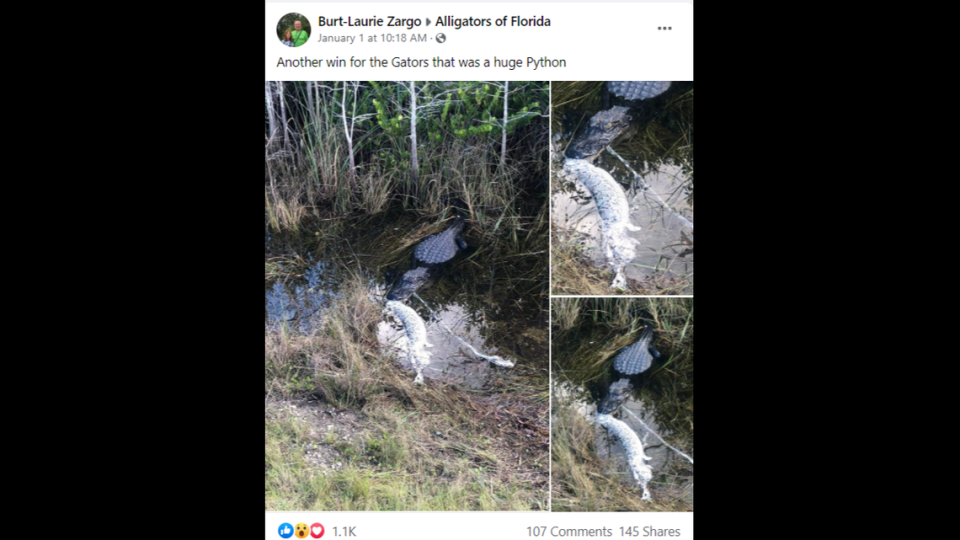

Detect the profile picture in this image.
[277,13,310,47]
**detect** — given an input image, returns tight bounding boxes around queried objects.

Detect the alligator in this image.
[386,267,431,302]
[386,217,468,301]
[383,215,514,382]
[565,106,634,162]
[566,82,672,162]
[558,81,672,289]
[598,377,634,414]
[593,325,663,500]
[413,216,468,265]
[386,300,433,384]
[612,325,660,375]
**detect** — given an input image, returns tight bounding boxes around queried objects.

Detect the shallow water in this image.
[551,297,694,505]
[552,159,693,291]
[555,380,693,504]
[552,82,694,293]
[265,211,545,390]
[378,295,509,389]
[264,259,341,334]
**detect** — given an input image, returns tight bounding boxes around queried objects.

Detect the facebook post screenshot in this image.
[265,1,693,538]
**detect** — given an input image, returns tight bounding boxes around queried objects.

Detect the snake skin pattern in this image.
[386,300,433,384]
[597,412,654,501]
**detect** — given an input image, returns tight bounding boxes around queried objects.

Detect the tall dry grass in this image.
[265,273,549,510]
[551,297,693,511]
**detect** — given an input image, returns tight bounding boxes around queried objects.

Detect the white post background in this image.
[264,4,693,537]
[267,511,693,539]
[266,3,692,80]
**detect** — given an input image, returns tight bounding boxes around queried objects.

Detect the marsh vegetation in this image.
[265,81,550,510]
[551,298,694,511]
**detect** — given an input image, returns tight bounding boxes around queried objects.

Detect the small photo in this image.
[552,297,693,511]
[277,13,311,47]
[552,82,694,295]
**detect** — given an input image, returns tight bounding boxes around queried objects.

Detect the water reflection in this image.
[378,298,505,389]
[553,161,693,291]
[555,380,693,504]
[552,81,694,293]
[264,260,337,333]
[264,249,516,391]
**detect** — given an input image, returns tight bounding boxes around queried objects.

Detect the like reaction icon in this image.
[310,523,325,538]
[278,523,294,539]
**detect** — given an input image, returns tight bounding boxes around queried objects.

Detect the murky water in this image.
[265,211,546,390]
[555,379,694,504]
[265,259,339,334]
[552,82,694,293]
[553,159,693,290]
[378,295,509,389]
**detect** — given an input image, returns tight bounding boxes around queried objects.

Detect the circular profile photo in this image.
[278,13,310,47]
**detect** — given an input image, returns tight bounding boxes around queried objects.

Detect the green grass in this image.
[265,274,549,511]
[265,402,548,511]
[551,298,693,511]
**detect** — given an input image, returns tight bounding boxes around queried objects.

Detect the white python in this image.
[385,300,433,384]
[596,412,654,501]
[559,159,641,289]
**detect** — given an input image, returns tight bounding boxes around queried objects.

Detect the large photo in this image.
[265,81,550,510]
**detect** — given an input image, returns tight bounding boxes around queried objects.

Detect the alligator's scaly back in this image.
[607,81,671,101]
[413,216,467,265]
[613,326,657,375]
